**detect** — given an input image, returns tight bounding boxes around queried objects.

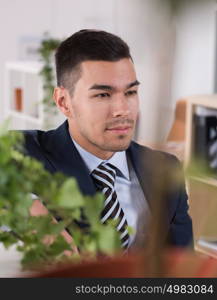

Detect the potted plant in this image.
[0,123,132,276]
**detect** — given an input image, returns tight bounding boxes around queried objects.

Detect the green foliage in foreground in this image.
[0,124,121,270]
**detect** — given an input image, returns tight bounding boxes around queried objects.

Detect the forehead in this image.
[78,59,137,87]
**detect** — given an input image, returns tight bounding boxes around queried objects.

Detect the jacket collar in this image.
[127,142,153,207]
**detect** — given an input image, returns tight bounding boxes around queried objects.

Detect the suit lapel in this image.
[127,142,171,216]
[128,142,177,225]
[41,120,97,196]
[127,142,153,208]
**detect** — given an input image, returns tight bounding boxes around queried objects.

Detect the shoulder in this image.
[130,140,181,168]
[22,129,44,146]
[21,128,54,153]
[16,128,57,172]
[128,140,184,186]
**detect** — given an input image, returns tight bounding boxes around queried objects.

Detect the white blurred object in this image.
[195,106,217,117]
[0,243,23,277]
[30,193,39,200]
[0,225,11,232]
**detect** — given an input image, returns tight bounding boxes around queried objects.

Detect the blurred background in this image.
[0,0,216,145]
[2,0,217,274]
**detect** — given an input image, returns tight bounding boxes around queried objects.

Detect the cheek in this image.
[89,104,109,122]
[129,98,139,117]
[79,106,106,131]
[72,98,109,128]
[72,102,91,121]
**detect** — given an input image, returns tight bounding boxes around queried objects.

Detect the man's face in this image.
[64,58,139,159]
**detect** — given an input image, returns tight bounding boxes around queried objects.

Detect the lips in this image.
[105,119,134,134]
[106,126,132,134]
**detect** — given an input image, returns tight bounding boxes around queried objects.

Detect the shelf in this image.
[4,60,62,130]
[189,176,217,187]
[185,95,217,167]
[186,94,217,109]
[4,61,44,130]
[183,95,217,242]
[5,61,42,74]
[6,110,42,125]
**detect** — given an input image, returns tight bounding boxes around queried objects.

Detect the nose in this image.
[111,94,130,118]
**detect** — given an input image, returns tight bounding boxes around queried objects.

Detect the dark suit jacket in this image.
[21,120,193,248]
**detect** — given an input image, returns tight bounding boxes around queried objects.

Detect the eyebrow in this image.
[89,80,140,91]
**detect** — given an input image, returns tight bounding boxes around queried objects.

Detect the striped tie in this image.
[91,162,130,249]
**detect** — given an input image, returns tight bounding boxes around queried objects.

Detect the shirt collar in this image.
[72,138,130,180]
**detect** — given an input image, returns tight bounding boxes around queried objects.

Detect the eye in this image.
[125,90,137,96]
[94,93,110,98]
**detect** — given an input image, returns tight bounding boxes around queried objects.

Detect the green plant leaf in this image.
[97,225,121,255]
[54,178,84,209]
[84,193,104,227]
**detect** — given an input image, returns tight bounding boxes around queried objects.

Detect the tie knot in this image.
[91,163,117,190]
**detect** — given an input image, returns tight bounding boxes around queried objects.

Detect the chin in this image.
[106,141,131,152]
[99,135,132,152]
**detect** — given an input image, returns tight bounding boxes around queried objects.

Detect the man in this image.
[23,29,193,250]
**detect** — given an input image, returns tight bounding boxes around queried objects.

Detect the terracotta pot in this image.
[21,248,217,278]
[28,252,143,278]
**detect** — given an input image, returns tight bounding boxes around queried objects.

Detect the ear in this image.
[53,87,72,117]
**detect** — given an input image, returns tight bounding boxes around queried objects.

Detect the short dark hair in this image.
[55,29,132,94]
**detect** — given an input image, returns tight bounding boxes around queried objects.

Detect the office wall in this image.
[171,0,216,107]
[0,0,175,143]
